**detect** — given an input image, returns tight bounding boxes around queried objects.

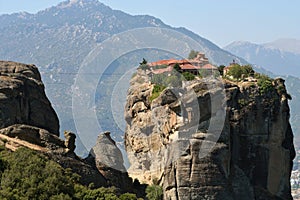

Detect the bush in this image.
[227,64,254,80]
[119,193,137,200]
[146,185,163,200]
[0,147,141,200]
[257,74,274,94]
[182,72,195,81]
[188,50,199,59]
[0,148,77,199]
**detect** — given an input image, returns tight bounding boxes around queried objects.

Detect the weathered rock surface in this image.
[86,131,146,194]
[0,61,59,135]
[0,61,112,189]
[124,70,295,200]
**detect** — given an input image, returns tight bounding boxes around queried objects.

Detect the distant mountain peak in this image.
[57,0,102,8]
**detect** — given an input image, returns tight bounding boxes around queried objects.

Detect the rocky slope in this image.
[124,69,295,199]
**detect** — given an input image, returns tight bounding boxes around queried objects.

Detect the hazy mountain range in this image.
[0,0,299,155]
[224,39,300,149]
[224,39,300,77]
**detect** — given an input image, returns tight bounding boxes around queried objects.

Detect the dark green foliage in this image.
[138,58,149,70]
[218,65,225,76]
[182,72,195,81]
[0,148,77,199]
[0,147,140,200]
[188,50,199,59]
[173,63,181,72]
[146,185,163,200]
[243,64,255,76]
[139,58,147,65]
[119,193,137,200]
[256,74,274,94]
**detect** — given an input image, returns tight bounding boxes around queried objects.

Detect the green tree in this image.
[173,63,181,72]
[227,64,255,80]
[0,148,77,199]
[257,74,274,94]
[146,185,163,200]
[139,58,147,65]
[188,50,199,59]
[218,65,226,76]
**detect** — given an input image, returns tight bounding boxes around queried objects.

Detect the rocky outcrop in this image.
[87,131,146,194]
[64,131,76,152]
[0,61,106,188]
[89,131,126,172]
[124,70,295,200]
[0,124,107,187]
[0,61,59,135]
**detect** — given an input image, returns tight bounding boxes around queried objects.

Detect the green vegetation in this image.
[226,64,254,80]
[188,50,199,59]
[218,65,225,76]
[0,147,140,200]
[146,185,163,200]
[138,58,148,70]
[150,85,166,102]
[139,58,147,66]
[173,63,181,72]
[182,72,195,81]
[256,74,274,94]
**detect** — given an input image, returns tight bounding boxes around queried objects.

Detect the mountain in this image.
[224,40,300,77]
[0,0,245,155]
[264,38,300,54]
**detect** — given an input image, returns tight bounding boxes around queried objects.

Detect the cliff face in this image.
[0,61,59,135]
[124,70,295,200]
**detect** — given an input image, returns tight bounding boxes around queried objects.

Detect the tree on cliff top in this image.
[188,50,199,59]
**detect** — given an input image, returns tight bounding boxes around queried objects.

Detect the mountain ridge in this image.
[0,0,247,155]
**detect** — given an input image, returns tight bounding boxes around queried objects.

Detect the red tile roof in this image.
[180,64,201,70]
[201,64,217,70]
[152,66,173,74]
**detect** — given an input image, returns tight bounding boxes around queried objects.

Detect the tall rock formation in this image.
[87,131,146,195]
[0,61,59,135]
[0,61,108,187]
[124,69,295,199]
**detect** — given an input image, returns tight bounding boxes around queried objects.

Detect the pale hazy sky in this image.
[0,0,299,47]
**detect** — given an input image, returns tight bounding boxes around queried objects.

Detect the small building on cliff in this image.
[147,52,217,75]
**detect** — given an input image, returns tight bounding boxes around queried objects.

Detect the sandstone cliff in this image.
[124,69,295,199]
[0,61,59,135]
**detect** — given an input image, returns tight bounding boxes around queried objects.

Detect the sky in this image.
[0,0,299,47]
